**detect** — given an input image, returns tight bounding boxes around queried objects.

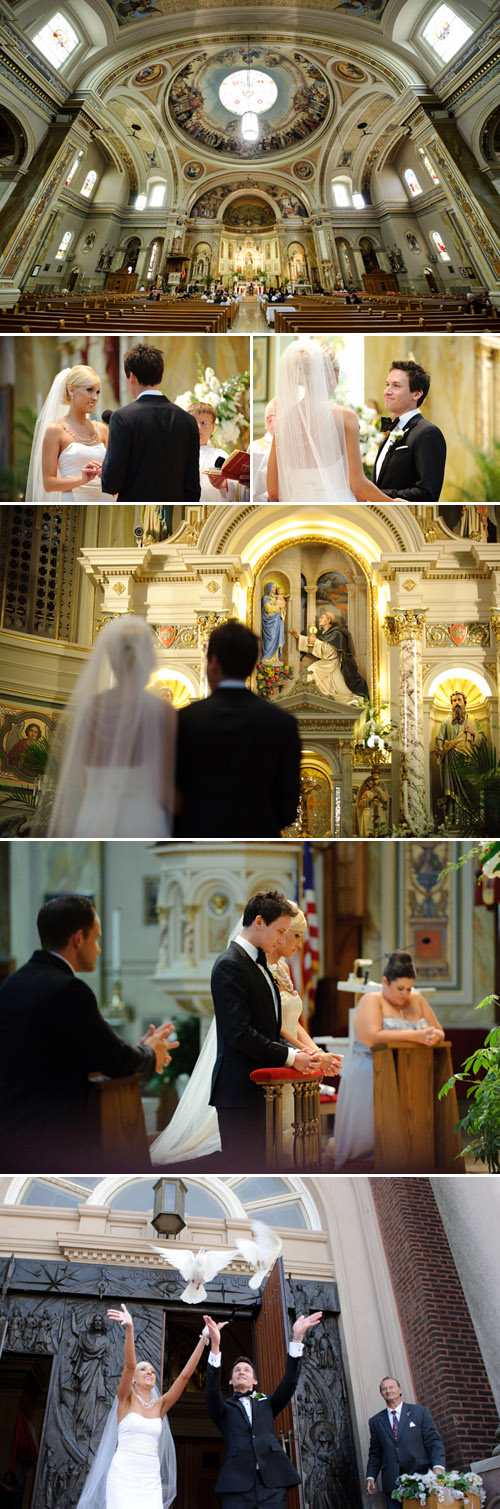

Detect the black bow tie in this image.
[233,1391,251,1400]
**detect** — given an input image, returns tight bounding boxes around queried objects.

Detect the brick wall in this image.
[370,1176,499,1466]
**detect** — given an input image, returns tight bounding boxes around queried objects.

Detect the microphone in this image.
[213,456,226,469]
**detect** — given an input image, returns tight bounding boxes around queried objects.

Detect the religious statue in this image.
[357,774,390,835]
[434,689,477,819]
[292,612,368,703]
[141,505,174,542]
[261,580,287,661]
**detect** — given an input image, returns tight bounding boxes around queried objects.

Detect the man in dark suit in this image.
[0,895,176,1172]
[204,1308,322,1508]
[372,360,446,501]
[100,342,200,502]
[366,1375,445,1507]
[209,889,321,1169]
[174,619,302,837]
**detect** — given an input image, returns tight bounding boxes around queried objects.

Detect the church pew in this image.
[0,310,229,332]
[86,1072,151,1171]
[372,1040,463,1174]
[272,309,495,333]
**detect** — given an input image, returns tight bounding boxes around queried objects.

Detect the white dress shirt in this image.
[375,407,421,480]
[233,935,297,1066]
[209,1340,304,1420]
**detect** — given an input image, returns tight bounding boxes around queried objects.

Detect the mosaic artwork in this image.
[190,180,308,218]
[293,160,315,178]
[132,63,166,85]
[168,50,330,157]
[223,197,277,227]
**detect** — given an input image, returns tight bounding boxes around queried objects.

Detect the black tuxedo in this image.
[100,393,200,502]
[210,940,289,1168]
[174,686,301,837]
[206,1353,301,1506]
[366,1402,445,1506]
[0,951,155,1171]
[373,413,446,501]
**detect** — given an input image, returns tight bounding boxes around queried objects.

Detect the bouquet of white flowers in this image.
[175,359,250,451]
[392,1470,484,1505]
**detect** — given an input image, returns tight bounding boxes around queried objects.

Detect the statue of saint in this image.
[261,580,287,662]
[357,774,389,835]
[434,689,477,818]
[292,612,368,704]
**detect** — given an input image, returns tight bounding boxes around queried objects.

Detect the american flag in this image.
[301,841,320,1025]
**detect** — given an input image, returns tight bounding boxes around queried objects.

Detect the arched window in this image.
[148,241,159,273]
[332,183,350,207]
[135,194,147,211]
[422,4,473,62]
[65,151,83,187]
[149,184,166,208]
[80,170,97,199]
[55,230,72,259]
[404,168,422,197]
[423,154,440,185]
[431,230,450,260]
[33,11,79,69]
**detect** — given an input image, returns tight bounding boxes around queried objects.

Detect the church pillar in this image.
[489,613,500,757]
[383,609,427,831]
[419,116,500,291]
[0,111,94,305]
[340,739,353,836]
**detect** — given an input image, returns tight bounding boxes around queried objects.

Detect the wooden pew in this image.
[372,1040,463,1173]
[86,1072,151,1171]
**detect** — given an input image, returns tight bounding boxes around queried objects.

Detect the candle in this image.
[111,908,121,976]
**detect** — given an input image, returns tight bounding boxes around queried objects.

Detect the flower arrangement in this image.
[392,1470,484,1504]
[175,357,250,450]
[256,661,294,699]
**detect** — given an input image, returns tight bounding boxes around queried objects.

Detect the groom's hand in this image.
[141,1023,180,1072]
[294,1049,322,1074]
[292,1311,322,1340]
[203,1315,223,1354]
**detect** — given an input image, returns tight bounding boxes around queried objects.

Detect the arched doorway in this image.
[359,237,379,273]
[121,237,141,273]
[424,265,439,293]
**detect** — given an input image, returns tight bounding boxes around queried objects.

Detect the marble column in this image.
[383,610,426,830]
[0,112,94,303]
[490,614,500,757]
[420,119,500,287]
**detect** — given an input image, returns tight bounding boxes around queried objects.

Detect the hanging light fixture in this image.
[242,111,259,142]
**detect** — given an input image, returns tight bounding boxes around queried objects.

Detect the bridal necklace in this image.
[132,1385,155,1409]
[61,417,101,447]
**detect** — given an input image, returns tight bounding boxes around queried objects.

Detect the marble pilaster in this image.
[383,610,427,831]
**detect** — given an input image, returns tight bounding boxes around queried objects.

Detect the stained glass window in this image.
[55,230,72,259]
[80,170,97,199]
[422,4,473,62]
[219,71,278,117]
[65,151,83,187]
[404,168,422,197]
[423,154,440,185]
[33,11,79,69]
[148,241,159,272]
[431,230,451,260]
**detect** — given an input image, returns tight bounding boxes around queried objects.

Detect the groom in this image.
[210,890,321,1170]
[373,360,446,501]
[204,1309,322,1508]
[100,343,201,502]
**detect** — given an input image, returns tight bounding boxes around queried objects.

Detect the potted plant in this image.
[391,1469,484,1505]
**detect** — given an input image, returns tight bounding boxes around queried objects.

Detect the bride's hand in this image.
[107,1303,133,1327]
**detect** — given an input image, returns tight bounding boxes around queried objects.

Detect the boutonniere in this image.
[250,1390,265,1399]
[386,428,405,449]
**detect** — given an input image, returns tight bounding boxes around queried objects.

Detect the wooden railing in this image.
[250,1067,323,1169]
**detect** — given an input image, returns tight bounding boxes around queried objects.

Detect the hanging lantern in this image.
[242,111,259,142]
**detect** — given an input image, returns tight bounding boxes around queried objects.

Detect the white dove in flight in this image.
[235,1220,283,1290]
[152,1245,240,1304]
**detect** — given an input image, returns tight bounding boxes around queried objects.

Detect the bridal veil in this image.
[75,1393,176,1509]
[25,368,73,503]
[274,339,354,502]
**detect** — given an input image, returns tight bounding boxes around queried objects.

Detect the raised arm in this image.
[107,1304,136,1403]
[160,1331,209,1415]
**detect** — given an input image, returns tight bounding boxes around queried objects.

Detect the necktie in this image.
[256,947,267,966]
[392,1411,398,1442]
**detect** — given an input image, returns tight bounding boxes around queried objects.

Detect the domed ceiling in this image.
[189,181,308,219]
[222,196,277,227]
[167,48,331,158]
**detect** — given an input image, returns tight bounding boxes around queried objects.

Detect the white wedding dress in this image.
[274,341,355,503]
[334,1016,429,1169]
[75,765,170,838]
[57,441,114,500]
[106,1415,163,1509]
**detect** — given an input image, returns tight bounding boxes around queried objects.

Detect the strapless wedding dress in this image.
[75,767,170,838]
[280,463,355,503]
[57,441,114,500]
[334,1016,429,1169]
[106,1414,162,1509]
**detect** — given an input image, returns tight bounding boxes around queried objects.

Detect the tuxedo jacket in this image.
[366,1402,446,1494]
[210,940,289,1110]
[206,1354,301,1491]
[174,686,301,837]
[100,394,200,502]
[373,414,446,501]
[0,951,155,1171]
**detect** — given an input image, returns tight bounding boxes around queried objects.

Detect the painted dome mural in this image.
[167,48,331,157]
[189,180,308,219]
[222,196,277,227]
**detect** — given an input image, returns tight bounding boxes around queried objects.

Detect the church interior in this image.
[0,0,499,332]
[1,502,500,837]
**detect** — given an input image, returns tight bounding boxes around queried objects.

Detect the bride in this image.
[76,1303,209,1509]
[266,339,400,504]
[32,615,176,837]
[151,905,341,1167]
[26,365,114,501]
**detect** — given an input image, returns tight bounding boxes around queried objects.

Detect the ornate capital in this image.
[382,609,427,645]
[490,614,500,643]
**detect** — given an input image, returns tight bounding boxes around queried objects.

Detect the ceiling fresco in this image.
[189,181,308,218]
[222,196,277,227]
[102,0,390,20]
[167,48,331,157]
